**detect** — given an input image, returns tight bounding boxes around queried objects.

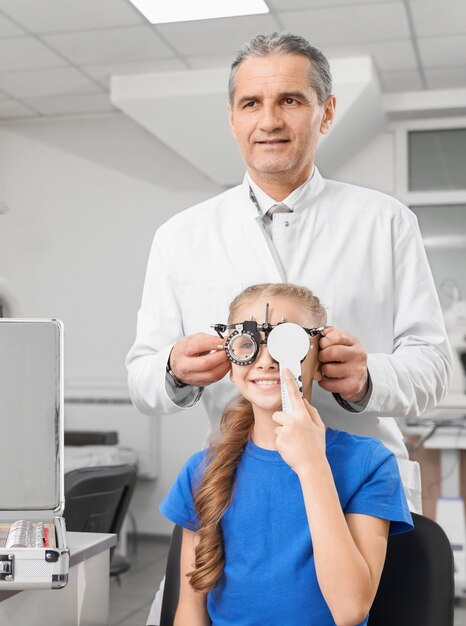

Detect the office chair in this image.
[64,463,138,583]
[160,524,183,626]
[160,514,455,626]
[369,512,455,625]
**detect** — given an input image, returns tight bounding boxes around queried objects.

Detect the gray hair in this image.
[229,32,332,106]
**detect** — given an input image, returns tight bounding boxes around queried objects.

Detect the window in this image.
[408,129,466,192]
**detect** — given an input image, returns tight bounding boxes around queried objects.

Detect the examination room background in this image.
[0,115,464,535]
[0,0,465,541]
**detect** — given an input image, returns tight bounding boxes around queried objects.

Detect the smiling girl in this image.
[160,283,412,626]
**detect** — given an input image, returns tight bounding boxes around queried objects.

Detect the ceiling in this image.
[0,0,465,121]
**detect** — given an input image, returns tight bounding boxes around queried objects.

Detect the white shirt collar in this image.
[244,168,324,217]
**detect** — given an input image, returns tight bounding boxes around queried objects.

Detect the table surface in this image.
[68,531,117,566]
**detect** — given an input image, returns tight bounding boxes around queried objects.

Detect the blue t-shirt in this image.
[160,428,413,626]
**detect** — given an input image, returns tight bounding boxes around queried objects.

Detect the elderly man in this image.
[127,32,451,514]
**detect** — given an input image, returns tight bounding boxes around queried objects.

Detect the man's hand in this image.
[318,327,369,403]
[169,333,230,387]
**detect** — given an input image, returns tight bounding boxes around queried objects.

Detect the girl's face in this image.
[229,296,321,417]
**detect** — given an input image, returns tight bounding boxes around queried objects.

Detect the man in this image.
[127,32,452,513]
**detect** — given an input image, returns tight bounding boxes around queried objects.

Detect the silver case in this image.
[0,319,69,590]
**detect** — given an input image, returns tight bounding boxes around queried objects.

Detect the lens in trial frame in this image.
[227,332,258,364]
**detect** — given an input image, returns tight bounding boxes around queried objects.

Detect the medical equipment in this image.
[267,323,311,414]
[1,521,55,549]
[0,319,69,590]
[212,303,323,414]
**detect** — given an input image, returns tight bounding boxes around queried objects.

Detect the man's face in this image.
[228,53,334,184]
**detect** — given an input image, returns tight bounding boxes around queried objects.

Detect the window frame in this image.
[393,116,466,208]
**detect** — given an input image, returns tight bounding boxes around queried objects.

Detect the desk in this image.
[0,532,116,626]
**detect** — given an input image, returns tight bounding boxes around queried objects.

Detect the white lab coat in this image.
[127,168,452,512]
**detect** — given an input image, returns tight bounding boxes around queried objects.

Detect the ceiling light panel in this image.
[128,0,269,24]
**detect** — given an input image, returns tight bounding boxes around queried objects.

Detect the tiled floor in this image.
[109,536,170,626]
[110,536,466,625]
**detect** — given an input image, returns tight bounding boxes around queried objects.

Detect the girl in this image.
[161,283,413,626]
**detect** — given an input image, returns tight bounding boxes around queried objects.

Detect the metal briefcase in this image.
[0,319,69,590]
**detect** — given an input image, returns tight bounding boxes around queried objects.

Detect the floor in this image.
[109,535,169,626]
[109,535,466,625]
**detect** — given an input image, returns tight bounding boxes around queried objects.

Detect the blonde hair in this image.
[188,283,326,591]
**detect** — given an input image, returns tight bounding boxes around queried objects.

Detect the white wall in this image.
[0,112,218,535]
[331,130,395,195]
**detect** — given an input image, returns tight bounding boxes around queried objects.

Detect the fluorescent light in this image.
[128,0,269,24]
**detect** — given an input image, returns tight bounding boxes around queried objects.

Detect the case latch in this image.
[0,554,14,581]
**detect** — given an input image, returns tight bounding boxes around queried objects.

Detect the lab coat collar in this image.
[243,168,325,217]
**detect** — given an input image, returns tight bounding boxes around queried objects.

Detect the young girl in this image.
[160,283,413,626]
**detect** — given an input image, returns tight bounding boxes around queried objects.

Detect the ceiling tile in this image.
[269,0,400,7]
[82,58,187,87]
[279,3,409,46]
[0,99,36,119]
[326,40,417,72]
[379,69,423,92]
[0,12,25,37]
[155,13,280,56]
[0,0,143,34]
[22,93,115,116]
[43,26,174,66]
[0,0,463,112]
[0,67,103,99]
[425,66,466,90]
[410,1,466,38]
[0,37,67,72]
[418,35,466,68]
[187,55,233,70]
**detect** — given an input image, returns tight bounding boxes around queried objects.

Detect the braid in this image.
[188,398,254,591]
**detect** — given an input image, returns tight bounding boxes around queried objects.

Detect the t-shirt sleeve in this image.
[345,442,414,536]
[159,450,205,531]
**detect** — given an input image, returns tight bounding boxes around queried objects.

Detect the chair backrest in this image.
[369,512,455,625]
[161,515,455,626]
[64,464,137,539]
[160,524,183,626]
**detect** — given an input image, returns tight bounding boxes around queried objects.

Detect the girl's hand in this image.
[272,368,326,476]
